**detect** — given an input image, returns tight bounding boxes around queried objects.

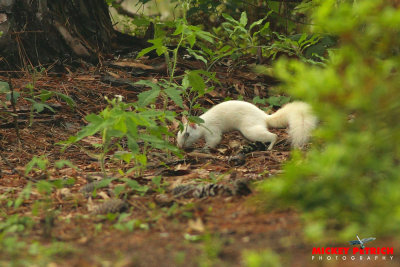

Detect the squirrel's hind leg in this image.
[240,126,277,150]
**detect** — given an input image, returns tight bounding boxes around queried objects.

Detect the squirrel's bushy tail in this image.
[266,101,317,148]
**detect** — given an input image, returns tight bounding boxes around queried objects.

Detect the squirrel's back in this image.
[201,100,267,131]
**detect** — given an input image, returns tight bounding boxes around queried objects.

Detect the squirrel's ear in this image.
[189,122,197,129]
[182,116,188,124]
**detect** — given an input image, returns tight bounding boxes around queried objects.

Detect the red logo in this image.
[311,236,394,261]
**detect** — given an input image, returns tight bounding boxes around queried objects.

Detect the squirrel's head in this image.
[177,117,201,148]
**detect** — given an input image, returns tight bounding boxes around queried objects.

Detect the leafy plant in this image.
[267,33,322,63]
[265,95,291,108]
[136,14,222,131]
[0,214,34,234]
[134,79,184,109]
[243,249,282,267]
[12,182,33,209]
[259,0,400,242]
[60,96,179,174]
[135,66,218,134]
[22,67,75,126]
[138,18,214,81]
[0,69,75,128]
[0,214,35,258]
[152,176,166,194]
[210,11,272,63]
[113,213,149,232]
[0,81,13,108]
[188,43,234,71]
[122,178,149,196]
[221,11,271,48]
[25,156,77,176]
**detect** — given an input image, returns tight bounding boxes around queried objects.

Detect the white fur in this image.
[177,100,317,150]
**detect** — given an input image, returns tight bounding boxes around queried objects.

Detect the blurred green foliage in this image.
[243,249,281,267]
[259,0,400,242]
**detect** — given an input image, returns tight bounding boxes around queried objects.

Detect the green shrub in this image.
[259,0,400,242]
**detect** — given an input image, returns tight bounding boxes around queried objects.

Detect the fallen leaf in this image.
[188,217,205,233]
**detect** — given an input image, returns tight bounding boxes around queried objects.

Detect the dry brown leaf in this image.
[57,188,72,199]
[187,151,217,159]
[174,164,190,171]
[112,61,154,70]
[75,75,96,81]
[187,217,205,233]
[98,191,110,200]
[171,119,180,131]
[87,197,95,212]
[106,71,120,78]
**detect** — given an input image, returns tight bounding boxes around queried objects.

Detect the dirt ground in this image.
[0,59,398,267]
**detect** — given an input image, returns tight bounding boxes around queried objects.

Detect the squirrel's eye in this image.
[184,132,190,138]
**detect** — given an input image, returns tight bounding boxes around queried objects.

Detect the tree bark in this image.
[0,0,142,70]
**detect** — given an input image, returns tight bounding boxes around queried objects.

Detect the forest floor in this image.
[0,57,399,267]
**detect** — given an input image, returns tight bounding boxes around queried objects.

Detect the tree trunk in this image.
[0,0,141,70]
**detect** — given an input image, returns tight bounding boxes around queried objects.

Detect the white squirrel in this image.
[177,100,317,150]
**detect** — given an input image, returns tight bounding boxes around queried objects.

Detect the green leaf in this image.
[186,71,206,96]
[173,23,184,36]
[252,96,267,105]
[25,156,48,175]
[254,22,270,37]
[54,160,77,170]
[182,75,190,90]
[266,96,291,107]
[39,90,53,102]
[194,30,215,43]
[14,183,32,209]
[239,12,248,26]
[218,45,231,53]
[32,102,44,113]
[164,87,183,108]
[113,116,127,133]
[137,88,161,107]
[114,151,134,163]
[36,181,53,195]
[137,38,167,58]
[74,116,108,141]
[123,178,149,194]
[94,178,114,189]
[0,81,10,92]
[126,136,139,153]
[186,48,208,65]
[222,13,238,25]
[137,46,157,59]
[6,91,20,102]
[134,80,161,91]
[187,33,196,48]
[152,176,162,187]
[25,83,34,90]
[297,33,308,45]
[25,99,55,113]
[249,18,266,31]
[188,116,204,125]
[192,69,220,84]
[55,92,76,109]
[149,38,168,56]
